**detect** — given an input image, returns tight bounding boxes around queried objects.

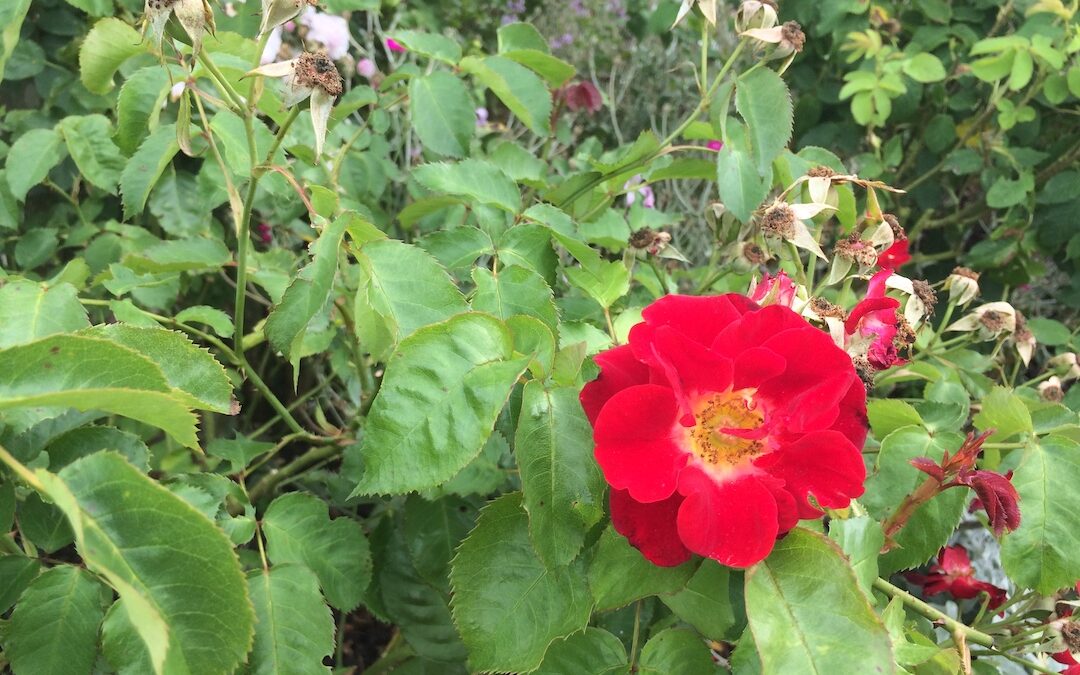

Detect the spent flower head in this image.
[144,0,216,56]
[247,51,343,157]
[259,0,316,38]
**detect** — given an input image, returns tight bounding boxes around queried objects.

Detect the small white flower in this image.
[248,52,342,157]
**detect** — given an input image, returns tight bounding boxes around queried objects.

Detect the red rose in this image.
[906,545,1007,609]
[581,294,868,568]
[878,239,911,271]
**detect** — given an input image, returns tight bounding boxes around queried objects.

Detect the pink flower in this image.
[749,271,796,308]
[386,38,406,53]
[356,58,377,79]
[878,239,911,271]
[845,270,903,370]
[300,8,350,61]
[562,81,602,114]
[706,140,723,151]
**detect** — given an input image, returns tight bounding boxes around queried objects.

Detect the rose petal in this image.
[640,294,755,348]
[755,430,865,512]
[675,467,779,568]
[580,344,650,425]
[594,385,689,502]
[629,323,733,425]
[711,304,808,359]
[610,488,691,567]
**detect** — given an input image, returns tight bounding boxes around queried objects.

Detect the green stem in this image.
[628,600,643,671]
[968,649,1059,674]
[0,443,45,492]
[198,51,246,113]
[248,441,345,503]
[924,300,957,351]
[872,577,994,648]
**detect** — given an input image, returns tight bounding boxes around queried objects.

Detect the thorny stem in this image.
[248,440,346,503]
[881,474,942,545]
[872,578,994,648]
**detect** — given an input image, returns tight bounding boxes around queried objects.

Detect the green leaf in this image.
[1025,317,1071,346]
[716,143,771,223]
[471,266,558,334]
[80,324,234,414]
[735,68,793,175]
[262,492,372,611]
[388,30,461,64]
[460,55,552,136]
[827,516,885,600]
[123,237,231,274]
[1001,436,1080,593]
[0,556,40,614]
[5,128,67,202]
[973,387,1034,442]
[414,159,521,213]
[419,227,494,270]
[19,494,74,553]
[409,72,474,158]
[744,528,894,674]
[902,53,947,83]
[120,124,181,220]
[588,526,696,611]
[58,115,127,192]
[0,0,32,87]
[0,334,200,448]
[175,305,234,337]
[497,22,550,53]
[353,238,469,359]
[535,628,628,675]
[514,381,605,566]
[638,628,718,675]
[245,564,335,675]
[45,425,150,472]
[503,50,576,88]
[403,495,477,585]
[862,426,967,572]
[450,493,592,673]
[79,18,145,95]
[115,66,176,155]
[37,452,254,675]
[373,518,466,661]
[6,566,108,675]
[867,399,923,440]
[660,560,745,641]
[0,281,89,348]
[265,215,350,368]
[349,313,528,495]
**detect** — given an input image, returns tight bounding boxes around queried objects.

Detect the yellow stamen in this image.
[688,390,766,468]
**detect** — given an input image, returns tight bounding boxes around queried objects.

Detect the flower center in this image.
[688,390,766,469]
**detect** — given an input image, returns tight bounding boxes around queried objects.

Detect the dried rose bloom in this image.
[944,267,981,306]
[248,52,343,157]
[735,0,778,32]
[946,301,1017,340]
[1039,376,1066,403]
[759,199,833,260]
[742,20,806,57]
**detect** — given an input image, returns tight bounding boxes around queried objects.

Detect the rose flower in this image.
[580,294,868,568]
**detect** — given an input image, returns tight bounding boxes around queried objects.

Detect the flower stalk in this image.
[872,577,994,648]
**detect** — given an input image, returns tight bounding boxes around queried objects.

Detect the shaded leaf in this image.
[245,564,335,675]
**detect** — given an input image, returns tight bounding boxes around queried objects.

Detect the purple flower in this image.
[476,107,489,126]
[707,139,723,151]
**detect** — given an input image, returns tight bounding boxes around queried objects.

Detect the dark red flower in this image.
[878,239,910,271]
[845,270,903,370]
[562,81,602,114]
[581,294,868,568]
[906,545,1007,609]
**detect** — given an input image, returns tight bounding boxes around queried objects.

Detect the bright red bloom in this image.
[878,239,910,271]
[581,294,868,568]
[845,270,904,370]
[906,545,1007,609]
[1052,651,1080,675]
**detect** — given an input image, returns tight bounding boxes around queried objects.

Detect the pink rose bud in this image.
[707,140,723,151]
[386,38,406,53]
